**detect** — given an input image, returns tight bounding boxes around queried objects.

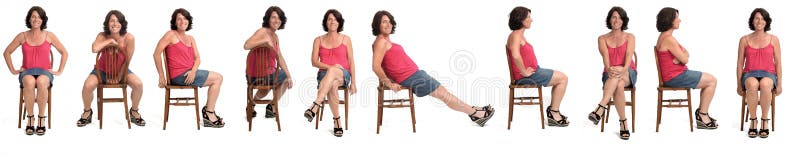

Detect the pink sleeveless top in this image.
[382,43,418,83]
[318,43,350,72]
[506,42,538,80]
[246,45,278,77]
[97,46,126,74]
[21,33,52,70]
[657,45,688,82]
[743,44,776,74]
[605,41,636,72]
[165,41,195,79]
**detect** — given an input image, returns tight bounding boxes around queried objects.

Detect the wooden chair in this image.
[601,53,637,133]
[739,89,776,131]
[161,51,201,130]
[95,46,132,129]
[315,86,349,130]
[17,50,54,129]
[245,47,282,131]
[505,50,545,130]
[376,84,416,134]
[653,46,694,132]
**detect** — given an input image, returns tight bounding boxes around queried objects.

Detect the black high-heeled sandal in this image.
[333,117,343,137]
[25,115,35,135]
[36,115,47,136]
[304,102,322,122]
[695,108,718,129]
[264,104,275,118]
[588,104,607,125]
[469,105,495,127]
[129,108,146,126]
[619,119,630,140]
[747,118,758,138]
[759,118,770,138]
[76,109,93,127]
[202,106,225,128]
[547,106,569,127]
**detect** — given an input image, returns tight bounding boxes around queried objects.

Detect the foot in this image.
[619,119,630,140]
[25,115,34,135]
[695,108,718,129]
[469,105,495,127]
[36,115,47,135]
[759,118,770,138]
[547,106,569,127]
[76,109,93,127]
[264,104,275,118]
[588,104,607,125]
[202,106,225,128]
[333,116,343,137]
[747,118,758,138]
[304,102,321,122]
[129,108,146,126]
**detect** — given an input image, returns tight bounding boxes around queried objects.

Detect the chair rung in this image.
[383,104,411,108]
[384,99,410,103]
[514,102,540,105]
[608,101,633,106]
[510,85,541,88]
[171,97,196,101]
[662,99,689,103]
[514,97,539,100]
[252,100,273,104]
[100,98,125,103]
[659,87,690,91]
[323,100,346,104]
[166,85,196,89]
[170,103,197,106]
[99,84,126,88]
[250,86,275,89]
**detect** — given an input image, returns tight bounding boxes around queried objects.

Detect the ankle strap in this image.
[749,118,758,121]
[130,108,139,112]
[619,118,627,122]
[761,118,770,121]
[83,109,92,112]
[38,115,47,118]
[598,104,608,110]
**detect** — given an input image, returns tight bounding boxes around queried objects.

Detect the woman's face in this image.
[672,12,681,30]
[610,11,622,30]
[29,11,42,29]
[270,11,282,30]
[326,13,339,32]
[752,12,766,31]
[523,12,532,29]
[108,15,121,34]
[175,13,189,31]
[380,15,392,35]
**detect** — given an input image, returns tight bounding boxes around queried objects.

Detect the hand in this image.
[333,64,344,69]
[107,39,119,47]
[349,82,357,95]
[776,85,782,96]
[184,70,196,85]
[737,86,744,96]
[11,68,24,75]
[672,58,680,64]
[284,77,293,89]
[388,83,402,92]
[521,67,535,77]
[49,70,62,76]
[158,77,167,88]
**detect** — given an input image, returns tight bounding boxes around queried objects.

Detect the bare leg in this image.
[79,75,99,123]
[758,78,774,120]
[202,71,224,124]
[613,74,631,120]
[594,76,620,115]
[428,86,481,117]
[35,76,50,117]
[547,70,569,121]
[744,78,759,119]
[22,76,36,117]
[695,72,717,123]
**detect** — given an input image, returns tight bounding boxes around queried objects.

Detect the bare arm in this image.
[153,31,174,87]
[48,32,69,75]
[372,38,392,86]
[244,28,274,50]
[3,33,24,74]
[623,34,636,71]
[597,36,612,71]
[310,37,332,69]
[125,34,136,62]
[507,34,533,76]
[189,36,201,72]
[91,33,117,53]
[736,36,747,94]
[345,36,356,94]
[665,37,689,64]
[773,35,782,95]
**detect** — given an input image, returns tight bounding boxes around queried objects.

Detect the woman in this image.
[371,10,494,127]
[3,6,69,135]
[303,9,355,137]
[506,6,570,127]
[737,8,781,138]
[587,6,636,139]
[243,6,294,120]
[153,8,225,128]
[77,10,146,127]
[655,7,718,129]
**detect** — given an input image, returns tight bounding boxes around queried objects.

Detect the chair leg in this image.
[247,87,253,132]
[771,94,775,131]
[740,95,746,131]
[98,88,104,129]
[47,89,52,129]
[18,89,24,129]
[194,88,200,130]
[538,87,545,129]
[687,90,694,132]
[631,90,636,133]
[123,87,131,129]
[507,88,513,130]
[656,91,662,132]
[376,90,383,134]
[162,89,170,130]
[344,90,349,130]
[409,90,417,133]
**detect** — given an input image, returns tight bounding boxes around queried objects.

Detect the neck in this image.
[326,31,339,37]
[753,30,767,36]
[267,28,277,33]
[662,29,674,36]
[610,29,623,36]
[29,29,42,33]
[379,34,390,41]
[110,32,122,39]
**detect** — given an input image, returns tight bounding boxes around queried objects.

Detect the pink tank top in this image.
[165,41,195,79]
[605,41,636,72]
[318,43,350,72]
[97,46,126,74]
[246,45,278,77]
[743,44,776,74]
[382,43,418,83]
[657,46,688,82]
[21,33,52,70]
[506,42,538,80]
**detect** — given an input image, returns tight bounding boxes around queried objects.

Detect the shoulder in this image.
[125,33,135,41]
[624,32,635,40]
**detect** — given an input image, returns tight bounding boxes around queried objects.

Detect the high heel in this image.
[333,117,343,137]
[304,102,321,122]
[747,118,758,138]
[264,104,275,118]
[25,115,34,135]
[469,105,495,127]
[202,106,225,128]
[547,106,569,127]
[76,109,93,127]
[129,108,146,126]
[36,115,47,136]
[588,104,607,125]
[695,108,718,129]
[759,118,770,138]
[619,119,630,140]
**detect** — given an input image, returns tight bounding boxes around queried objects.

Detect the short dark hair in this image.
[25,6,48,29]
[103,10,128,36]
[170,8,193,31]
[371,10,396,36]
[508,6,530,30]
[263,6,287,29]
[656,7,679,32]
[606,6,629,30]
[748,8,772,31]
[322,9,344,32]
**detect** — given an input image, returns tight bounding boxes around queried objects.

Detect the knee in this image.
[759,78,774,90]
[22,76,36,88]
[83,77,99,91]
[326,67,342,76]
[129,78,143,89]
[616,80,626,90]
[35,77,50,88]
[211,72,223,84]
[744,79,759,91]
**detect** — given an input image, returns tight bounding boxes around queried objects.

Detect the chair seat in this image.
[510,84,541,88]
[99,84,126,88]
[166,85,197,89]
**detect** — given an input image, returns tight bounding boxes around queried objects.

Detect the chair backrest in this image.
[504,48,516,84]
[653,46,665,87]
[95,46,129,85]
[246,47,280,86]
[161,50,173,86]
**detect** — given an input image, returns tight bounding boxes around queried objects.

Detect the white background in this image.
[1,0,794,155]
